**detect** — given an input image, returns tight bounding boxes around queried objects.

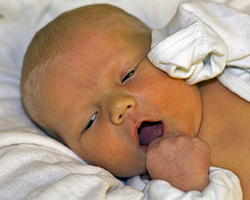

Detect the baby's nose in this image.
[108,95,136,125]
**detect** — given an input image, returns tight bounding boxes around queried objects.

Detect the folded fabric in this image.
[148,1,250,102]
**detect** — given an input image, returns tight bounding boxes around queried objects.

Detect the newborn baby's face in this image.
[38,26,202,177]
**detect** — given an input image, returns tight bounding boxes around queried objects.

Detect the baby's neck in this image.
[198,78,250,142]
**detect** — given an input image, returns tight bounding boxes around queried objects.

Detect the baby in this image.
[21,3,247,197]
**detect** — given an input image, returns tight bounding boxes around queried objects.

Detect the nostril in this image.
[117,105,131,122]
[111,96,136,125]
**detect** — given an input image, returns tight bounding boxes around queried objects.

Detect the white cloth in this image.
[0,0,246,199]
[129,167,242,200]
[148,1,250,102]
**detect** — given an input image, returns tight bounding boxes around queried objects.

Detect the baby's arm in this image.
[146,133,210,192]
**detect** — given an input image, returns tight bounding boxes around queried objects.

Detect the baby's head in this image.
[21,4,150,135]
[21,4,202,177]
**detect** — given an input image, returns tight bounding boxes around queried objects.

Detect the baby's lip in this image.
[137,121,163,151]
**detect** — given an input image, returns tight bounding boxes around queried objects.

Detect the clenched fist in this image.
[146,133,210,192]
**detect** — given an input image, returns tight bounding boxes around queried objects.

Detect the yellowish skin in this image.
[21,5,250,198]
[199,79,250,199]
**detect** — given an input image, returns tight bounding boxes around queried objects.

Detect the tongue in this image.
[138,122,162,145]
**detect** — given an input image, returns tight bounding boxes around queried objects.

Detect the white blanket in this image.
[0,0,248,199]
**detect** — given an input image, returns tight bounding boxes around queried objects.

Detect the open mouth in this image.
[138,121,163,147]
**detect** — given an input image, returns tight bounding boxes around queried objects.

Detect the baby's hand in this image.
[146,133,210,192]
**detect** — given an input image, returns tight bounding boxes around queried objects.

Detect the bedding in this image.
[0,0,249,199]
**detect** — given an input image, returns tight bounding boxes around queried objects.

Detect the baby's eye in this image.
[121,68,136,83]
[84,113,97,131]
